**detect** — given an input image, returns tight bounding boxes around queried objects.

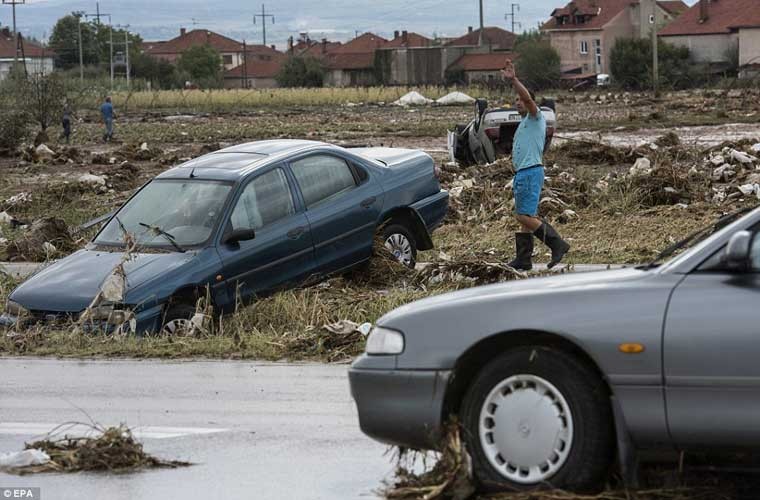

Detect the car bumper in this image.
[412,190,449,233]
[0,304,163,335]
[349,360,451,450]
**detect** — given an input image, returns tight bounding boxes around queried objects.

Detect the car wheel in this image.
[461,346,614,492]
[160,303,197,336]
[382,224,417,269]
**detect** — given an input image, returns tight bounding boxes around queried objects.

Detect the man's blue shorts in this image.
[513,165,544,216]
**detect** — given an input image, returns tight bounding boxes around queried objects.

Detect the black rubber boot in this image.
[508,232,533,271]
[534,221,570,268]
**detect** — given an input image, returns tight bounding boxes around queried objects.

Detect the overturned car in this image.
[448,98,557,166]
[1,140,448,335]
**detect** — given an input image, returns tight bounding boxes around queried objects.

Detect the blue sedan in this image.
[1,140,448,334]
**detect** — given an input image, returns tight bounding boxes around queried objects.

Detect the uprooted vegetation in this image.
[382,423,760,500]
[0,424,190,474]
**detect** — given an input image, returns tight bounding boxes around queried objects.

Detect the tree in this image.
[132,53,180,89]
[610,38,696,90]
[275,56,325,87]
[20,73,68,144]
[49,13,99,69]
[514,35,561,90]
[177,45,223,88]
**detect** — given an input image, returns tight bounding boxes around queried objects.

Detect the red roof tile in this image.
[331,32,388,53]
[542,0,633,31]
[327,52,376,70]
[144,29,243,55]
[384,32,432,48]
[659,0,760,36]
[449,52,517,71]
[657,0,688,16]
[446,27,516,50]
[293,40,342,59]
[0,29,53,58]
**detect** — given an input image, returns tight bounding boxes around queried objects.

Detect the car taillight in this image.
[434,164,441,179]
[485,127,500,139]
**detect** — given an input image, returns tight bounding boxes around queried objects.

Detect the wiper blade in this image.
[138,222,186,253]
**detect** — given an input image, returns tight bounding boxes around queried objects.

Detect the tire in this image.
[160,303,196,336]
[460,346,614,492]
[382,223,417,269]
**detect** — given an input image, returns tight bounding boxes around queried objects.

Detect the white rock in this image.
[109,157,117,164]
[140,142,149,151]
[751,143,760,153]
[449,186,464,198]
[629,157,652,177]
[709,154,725,166]
[42,241,56,256]
[78,174,107,186]
[35,144,55,158]
[664,187,678,193]
[560,209,578,221]
[729,149,757,164]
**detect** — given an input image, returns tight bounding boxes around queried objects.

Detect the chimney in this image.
[699,0,708,22]
[180,27,186,36]
[394,30,400,39]
[468,26,473,33]
[402,30,408,43]
[271,44,276,50]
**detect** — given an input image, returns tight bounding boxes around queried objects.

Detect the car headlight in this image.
[5,300,29,318]
[366,326,404,355]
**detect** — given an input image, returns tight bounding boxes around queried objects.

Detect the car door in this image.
[287,153,382,275]
[664,229,760,447]
[217,166,315,306]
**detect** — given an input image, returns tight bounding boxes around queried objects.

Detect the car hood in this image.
[10,249,196,312]
[379,267,648,324]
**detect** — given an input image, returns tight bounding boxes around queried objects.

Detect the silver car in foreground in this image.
[349,207,760,491]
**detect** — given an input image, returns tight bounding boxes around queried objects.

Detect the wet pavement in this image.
[0,358,392,500]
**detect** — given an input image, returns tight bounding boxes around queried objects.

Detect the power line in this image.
[2,0,26,65]
[253,4,274,46]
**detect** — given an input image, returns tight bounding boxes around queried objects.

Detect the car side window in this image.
[290,155,357,208]
[229,168,294,231]
[698,231,760,272]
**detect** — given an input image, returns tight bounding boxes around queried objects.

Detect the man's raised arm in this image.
[501,60,538,117]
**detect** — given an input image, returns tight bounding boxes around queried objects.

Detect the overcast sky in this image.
[5,0,699,48]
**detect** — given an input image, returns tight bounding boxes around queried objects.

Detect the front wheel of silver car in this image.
[461,346,615,492]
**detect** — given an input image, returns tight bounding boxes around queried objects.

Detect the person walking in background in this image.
[100,96,115,142]
[61,104,72,144]
[502,60,570,271]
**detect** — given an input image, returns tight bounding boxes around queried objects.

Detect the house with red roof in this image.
[223,50,286,88]
[542,0,687,76]
[659,0,760,76]
[142,28,281,71]
[0,28,55,80]
[447,52,517,85]
[325,32,388,86]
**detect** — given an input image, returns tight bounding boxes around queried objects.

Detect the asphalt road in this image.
[0,358,392,500]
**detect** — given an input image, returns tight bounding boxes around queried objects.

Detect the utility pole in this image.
[114,24,131,88]
[253,4,274,46]
[2,0,26,66]
[505,3,521,33]
[651,0,659,96]
[242,39,248,88]
[478,0,484,46]
[85,5,113,89]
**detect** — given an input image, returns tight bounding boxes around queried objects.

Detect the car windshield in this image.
[95,179,233,248]
[639,207,754,269]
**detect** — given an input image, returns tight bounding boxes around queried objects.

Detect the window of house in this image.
[229,168,294,231]
[290,155,357,208]
[595,40,602,67]
[223,54,233,65]
[580,40,589,54]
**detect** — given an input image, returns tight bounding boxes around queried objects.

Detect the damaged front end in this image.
[0,300,30,329]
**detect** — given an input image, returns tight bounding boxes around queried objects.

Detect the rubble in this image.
[629,157,652,177]
[35,144,55,160]
[0,217,74,262]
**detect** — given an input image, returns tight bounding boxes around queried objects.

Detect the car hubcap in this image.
[384,233,413,266]
[162,318,193,336]
[479,374,573,484]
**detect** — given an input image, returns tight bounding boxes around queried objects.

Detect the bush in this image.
[514,37,561,90]
[610,38,701,90]
[177,45,223,88]
[0,73,31,153]
[276,56,326,88]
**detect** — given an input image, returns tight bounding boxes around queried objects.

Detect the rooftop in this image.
[449,52,516,71]
[0,28,54,59]
[446,27,516,50]
[659,0,760,36]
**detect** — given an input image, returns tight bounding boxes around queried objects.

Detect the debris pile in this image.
[0,217,73,261]
[1,425,190,474]
[282,320,367,362]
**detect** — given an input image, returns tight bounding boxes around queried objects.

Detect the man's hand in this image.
[501,60,516,81]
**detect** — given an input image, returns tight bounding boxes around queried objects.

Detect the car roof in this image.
[156,139,332,181]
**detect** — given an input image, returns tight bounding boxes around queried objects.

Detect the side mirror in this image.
[723,230,752,270]
[223,228,256,245]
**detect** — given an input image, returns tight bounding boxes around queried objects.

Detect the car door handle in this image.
[360,196,376,208]
[287,226,306,239]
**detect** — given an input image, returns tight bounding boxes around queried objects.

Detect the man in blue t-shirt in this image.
[100,96,115,142]
[502,60,569,271]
